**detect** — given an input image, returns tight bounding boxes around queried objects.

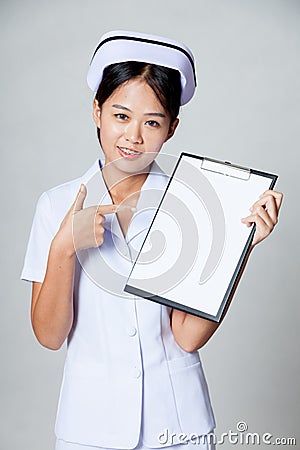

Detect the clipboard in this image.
[124,152,278,322]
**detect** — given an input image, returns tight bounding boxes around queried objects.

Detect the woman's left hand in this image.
[241,190,283,247]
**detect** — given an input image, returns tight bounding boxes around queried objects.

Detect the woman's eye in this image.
[146,120,160,127]
[115,113,128,120]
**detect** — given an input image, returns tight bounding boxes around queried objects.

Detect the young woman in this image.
[21,31,283,450]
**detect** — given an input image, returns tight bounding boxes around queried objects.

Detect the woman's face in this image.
[93,78,179,175]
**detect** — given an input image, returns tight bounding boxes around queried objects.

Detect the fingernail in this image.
[80,184,85,193]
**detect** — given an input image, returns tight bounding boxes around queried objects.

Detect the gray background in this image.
[1,0,299,448]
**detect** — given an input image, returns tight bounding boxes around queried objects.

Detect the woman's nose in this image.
[124,122,143,144]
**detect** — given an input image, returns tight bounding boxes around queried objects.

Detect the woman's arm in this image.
[171,190,283,352]
[31,185,118,350]
[31,238,76,351]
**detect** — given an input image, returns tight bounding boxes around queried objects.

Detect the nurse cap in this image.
[87,30,196,105]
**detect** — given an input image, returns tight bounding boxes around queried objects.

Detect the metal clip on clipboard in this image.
[200,157,251,181]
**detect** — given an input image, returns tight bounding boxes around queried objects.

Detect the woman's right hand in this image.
[55,184,119,255]
[31,183,119,349]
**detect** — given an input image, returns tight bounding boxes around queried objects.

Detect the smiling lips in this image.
[117,146,143,159]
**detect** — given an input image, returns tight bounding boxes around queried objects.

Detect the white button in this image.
[127,326,137,337]
[132,368,141,378]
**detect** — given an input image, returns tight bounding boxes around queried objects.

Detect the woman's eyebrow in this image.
[112,104,131,112]
[144,112,166,118]
[112,104,166,118]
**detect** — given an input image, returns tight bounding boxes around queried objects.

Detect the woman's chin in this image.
[106,154,157,175]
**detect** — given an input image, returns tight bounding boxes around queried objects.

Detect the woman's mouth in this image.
[117,146,143,160]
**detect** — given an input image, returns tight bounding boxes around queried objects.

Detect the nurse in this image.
[21,31,283,450]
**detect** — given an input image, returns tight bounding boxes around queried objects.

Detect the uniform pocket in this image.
[167,356,216,437]
[167,351,200,372]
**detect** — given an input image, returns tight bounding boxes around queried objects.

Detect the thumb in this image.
[73,184,87,212]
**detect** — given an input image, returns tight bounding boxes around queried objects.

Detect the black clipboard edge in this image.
[124,283,220,322]
[124,152,278,323]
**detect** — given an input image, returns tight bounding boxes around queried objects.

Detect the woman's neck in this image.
[101,161,151,205]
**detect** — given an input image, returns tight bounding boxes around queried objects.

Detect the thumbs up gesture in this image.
[56,184,119,255]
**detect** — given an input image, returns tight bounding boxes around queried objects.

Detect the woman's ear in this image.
[165,118,179,142]
[93,99,101,128]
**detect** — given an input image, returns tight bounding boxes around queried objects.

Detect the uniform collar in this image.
[81,158,169,243]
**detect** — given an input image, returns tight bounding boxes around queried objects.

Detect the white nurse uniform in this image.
[21,158,216,449]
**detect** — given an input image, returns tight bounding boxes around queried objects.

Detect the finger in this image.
[241,210,267,226]
[250,195,278,225]
[241,213,255,227]
[96,204,137,215]
[73,184,87,212]
[241,210,272,232]
[96,204,119,215]
[117,204,137,213]
[259,190,283,211]
[251,205,275,229]
[251,214,270,246]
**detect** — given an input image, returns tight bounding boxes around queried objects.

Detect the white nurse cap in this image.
[87,30,196,105]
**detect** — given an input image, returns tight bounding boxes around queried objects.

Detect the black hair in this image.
[95,61,182,143]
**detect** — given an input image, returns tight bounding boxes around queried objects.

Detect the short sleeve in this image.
[21,191,58,283]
